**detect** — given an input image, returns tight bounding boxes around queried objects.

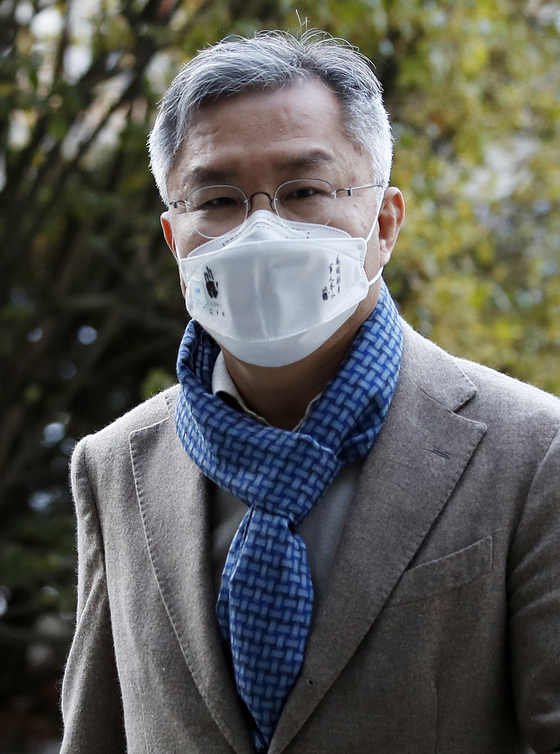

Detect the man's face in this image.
[161,80,403,355]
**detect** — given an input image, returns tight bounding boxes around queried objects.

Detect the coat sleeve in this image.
[508,426,560,754]
[60,437,127,753]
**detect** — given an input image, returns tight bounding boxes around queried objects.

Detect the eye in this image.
[289,185,322,199]
[287,184,330,200]
[186,185,246,213]
[200,195,239,209]
[277,178,335,206]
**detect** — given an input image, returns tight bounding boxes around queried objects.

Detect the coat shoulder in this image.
[402,321,560,435]
[457,355,560,418]
[72,385,180,465]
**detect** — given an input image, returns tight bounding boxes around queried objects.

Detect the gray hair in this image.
[148,31,393,205]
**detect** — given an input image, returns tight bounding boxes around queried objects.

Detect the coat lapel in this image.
[269,325,488,754]
[129,401,253,754]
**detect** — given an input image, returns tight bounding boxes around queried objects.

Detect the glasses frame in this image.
[169,179,387,238]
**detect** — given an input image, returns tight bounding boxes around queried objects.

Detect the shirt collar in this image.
[211,351,321,431]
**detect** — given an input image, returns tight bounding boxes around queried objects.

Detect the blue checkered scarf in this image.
[176,281,403,751]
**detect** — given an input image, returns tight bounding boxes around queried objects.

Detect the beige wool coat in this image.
[60,322,560,754]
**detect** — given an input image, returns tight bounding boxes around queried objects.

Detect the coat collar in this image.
[130,323,487,754]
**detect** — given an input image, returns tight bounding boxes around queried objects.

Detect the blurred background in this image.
[1,0,559,750]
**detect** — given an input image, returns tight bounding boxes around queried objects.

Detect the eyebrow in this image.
[182,150,336,190]
[279,150,336,172]
[184,166,237,186]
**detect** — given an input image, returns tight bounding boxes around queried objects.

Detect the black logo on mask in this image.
[204,267,219,298]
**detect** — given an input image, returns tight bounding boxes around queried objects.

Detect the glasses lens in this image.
[185,185,248,238]
[274,179,335,226]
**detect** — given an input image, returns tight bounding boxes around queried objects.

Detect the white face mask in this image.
[178,210,383,367]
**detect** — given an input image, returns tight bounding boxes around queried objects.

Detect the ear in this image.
[378,188,405,266]
[161,212,187,297]
[161,212,178,259]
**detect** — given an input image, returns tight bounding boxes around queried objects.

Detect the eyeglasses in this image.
[169,178,386,238]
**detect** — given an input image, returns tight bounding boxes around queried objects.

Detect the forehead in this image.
[166,80,367,194]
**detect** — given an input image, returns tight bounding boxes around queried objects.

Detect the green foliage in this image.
[1,0,559,747]
[142,367,176,399]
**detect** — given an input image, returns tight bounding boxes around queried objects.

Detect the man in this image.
[60,31,560,754]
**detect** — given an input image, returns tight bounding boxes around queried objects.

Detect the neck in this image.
[222,354,337,431]
[221,320,366,431]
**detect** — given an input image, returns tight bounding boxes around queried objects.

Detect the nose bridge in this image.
[247,190,276,215]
